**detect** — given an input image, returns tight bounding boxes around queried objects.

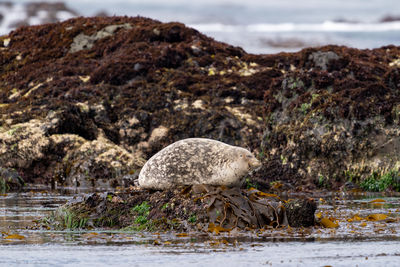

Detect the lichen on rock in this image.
[0,120,50,169]
[69,23,133,53]
[0,115,144,189]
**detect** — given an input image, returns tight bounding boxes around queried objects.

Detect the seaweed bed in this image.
[42,185,316,231]
[1,16,400,191]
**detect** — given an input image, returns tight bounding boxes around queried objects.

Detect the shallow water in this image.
[1,240,400,266]
[1,188,400,266]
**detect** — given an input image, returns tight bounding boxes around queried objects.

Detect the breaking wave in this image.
[190,21,400,33]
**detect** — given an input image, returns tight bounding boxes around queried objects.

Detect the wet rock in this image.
[308,51,340,71]
[284,198,317,227]
[0,167,24,191]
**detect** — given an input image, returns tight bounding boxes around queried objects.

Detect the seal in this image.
[138,138,261,190]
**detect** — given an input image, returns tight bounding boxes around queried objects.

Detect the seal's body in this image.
[138,138,261,190]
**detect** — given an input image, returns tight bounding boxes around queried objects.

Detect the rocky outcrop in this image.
[259,46,400,190]
[0,16,263,190]
[0,118,144,188]
[1,16,400,191]
[46,185,317,230]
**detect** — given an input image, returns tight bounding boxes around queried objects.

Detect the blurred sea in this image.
[3,0,400,54]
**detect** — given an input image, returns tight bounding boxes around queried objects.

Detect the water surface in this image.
[1,189,400,266]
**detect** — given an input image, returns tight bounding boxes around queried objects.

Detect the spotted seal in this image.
[138,138,261,190]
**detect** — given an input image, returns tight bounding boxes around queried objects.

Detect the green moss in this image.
[188,214,197,223]
[127,201,152,230]
[344,169,360,183]
[360,170,400,192]
[317,174,325,188]
[51,208,89,229]
[299,93,319,115]
[10,143,17,151]
[280,154,288,165]
[300,102,311,115]
[134,215,148,225]
[132,201,150,216]
[258,146,266,159]
[287,77,304,90]
[311,93,320,102]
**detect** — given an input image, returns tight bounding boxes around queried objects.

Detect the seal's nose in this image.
[250,157,262,169]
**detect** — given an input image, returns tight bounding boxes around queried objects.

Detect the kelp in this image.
[193,185,287,230]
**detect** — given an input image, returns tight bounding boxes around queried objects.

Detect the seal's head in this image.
[217,146,262,187]
[235,147,262,171]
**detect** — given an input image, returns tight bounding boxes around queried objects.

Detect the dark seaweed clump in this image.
[43,185,316,231]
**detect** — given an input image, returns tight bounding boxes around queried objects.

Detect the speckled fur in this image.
[138,138,261,189]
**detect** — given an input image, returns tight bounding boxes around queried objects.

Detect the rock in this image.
[0,16,399,191]
[0,167,24,191]
[380,15,400,23]
[284,198,317,227]
[69,23,132,53]
[260,44,400,190]
[308,51,340,71]
[0,116,144,189]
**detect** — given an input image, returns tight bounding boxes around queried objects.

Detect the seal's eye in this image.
[240,154,243,157]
